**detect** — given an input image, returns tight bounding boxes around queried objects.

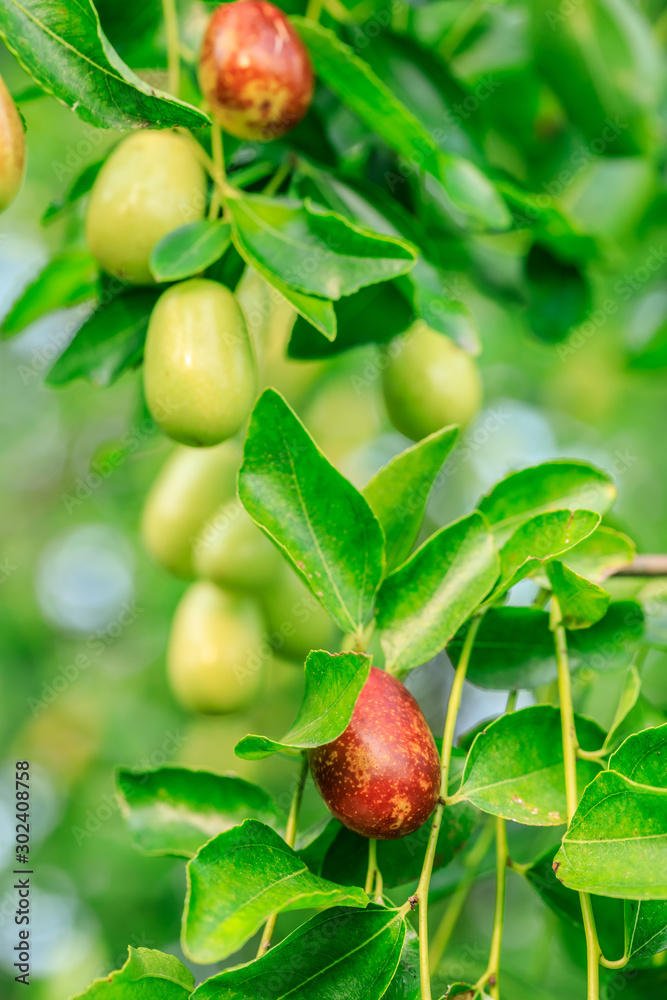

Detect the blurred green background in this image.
[2,0,667,997]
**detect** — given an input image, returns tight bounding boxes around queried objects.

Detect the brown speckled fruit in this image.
[198,0,313,142]
[308,666,441,839]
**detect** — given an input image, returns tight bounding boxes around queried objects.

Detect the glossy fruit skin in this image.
[382,323,482,440]
[199,1,313,142]
[85,131,206,284]
[0,74,25,212]
[309,666,441,839]
[262,562,333,661]
[141,441,240,578]
[193,498,282,590]
[143,278,257,446]
[167,581,267,714]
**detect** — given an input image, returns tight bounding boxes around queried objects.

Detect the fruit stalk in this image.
[551,597,600,1000]
[412,612,484,1000]
[256,752,309,956]
[161,0,181,97]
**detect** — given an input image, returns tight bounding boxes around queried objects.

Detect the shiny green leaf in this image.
[239,389,385,634]
[150,221,232,283]
[2,251,98,337]
[377,512,499,677]
[191,905,404,998]
[70,947,193,1000]
[457,706,604,825]
[363,426,459,572]
[116,766,282,857]
[183,820,368,963]
[0,0,209,129]
[547,560,611,629]
[235,651,370,760]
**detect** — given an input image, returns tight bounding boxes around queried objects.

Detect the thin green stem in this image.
[263,159,292,197]
[413,613,484,1000]
[208,123,225,220]
[161,0,181,98]
[305,0,323,21]
[256,753,309,957]
[475,816,507,999]
[373,864,384,905]
[551,598,600,1000]
[365,839,378,895]
[428,819,495,974]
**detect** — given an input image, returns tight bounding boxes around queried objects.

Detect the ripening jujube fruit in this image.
[141,441,240,578]
[382,323,482,441]
[0,74,25,212]
[308,666,441,839]
[143,278,257,447]
[261,562,333,662]
[167,581,267,714]
[198,0,314,142]
[193,498,283,590]
[85,131,206,284]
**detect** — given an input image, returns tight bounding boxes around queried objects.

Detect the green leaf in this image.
[192,904,406,1000]
[116,766,283,857]
[384,927,420,1000]
[478,460,617,545]
[609,723,667,787]
[625,899,667,960]
[70,947,193,1000]
[494,509,601,597]
[239,389,385,634]
[377,512,499,677]
[46,288,160,388]
[183,820,368,962]
[292,18,509,231]
[362,427,459,572]
[288,280,413,357]
[235,651,370,760]
[2,252,98,337]
[0,1,209,130]
[554,770,667,898]
[524,846,584,928]
[42,158,105,223]
[259,271,336,342]
[532,526,636,586]
[525,243,592,344]
[228,193,416,302]
[601,664,642,753]
[451,601,645,690]
[547,561,611,629]
[309,798,477,889]
[457,706,604,826]
[150,222,232,283]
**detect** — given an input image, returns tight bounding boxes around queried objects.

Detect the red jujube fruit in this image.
[198,0,314,142]
[308,666,441,840]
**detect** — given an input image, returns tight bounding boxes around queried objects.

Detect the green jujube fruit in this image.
[85,130,206,284]
[167,581,267,714]
[141,441,240,578]
[143,279,257,446]
[0,74,25,212]
[193,498,282,591]
[261,563,334,662]
[382,322,482,440]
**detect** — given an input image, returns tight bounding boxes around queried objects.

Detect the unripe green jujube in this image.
[85,130,206,284]
[262,563,334,662]
[0,74,25,212]
[167,581,267,714]
[382,323,482,440]
[193,498,282,591]
[141,441,240,578]
[143,278,257,446]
